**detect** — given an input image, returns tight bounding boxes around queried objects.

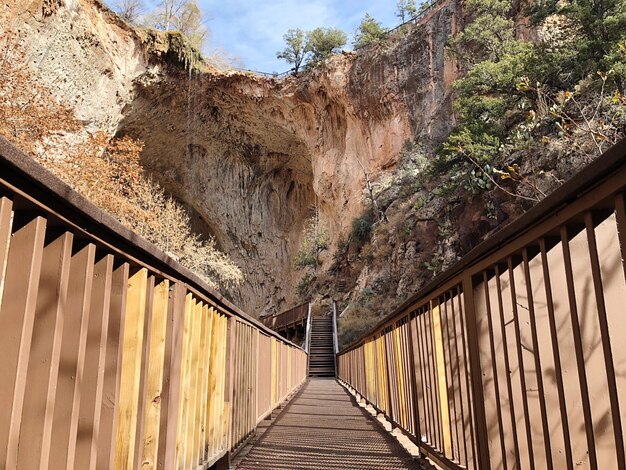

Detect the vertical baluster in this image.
[0,216,46,468]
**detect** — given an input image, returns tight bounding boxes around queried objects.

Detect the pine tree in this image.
[276,29,307,74]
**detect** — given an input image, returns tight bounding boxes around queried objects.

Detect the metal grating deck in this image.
[236,378,425,469]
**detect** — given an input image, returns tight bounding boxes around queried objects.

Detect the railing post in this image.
[383,330,394,421]
[405,313,422,445]
[225,316,235,462]
[462,274,491,469]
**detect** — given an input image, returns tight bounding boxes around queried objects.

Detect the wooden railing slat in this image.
[0,143,307,470]
[17,231,72,470]
[50,243,96,470]
[75,253,114,470]
[0,216,46,468]
[140,279,170,469]
[114,267,149,470]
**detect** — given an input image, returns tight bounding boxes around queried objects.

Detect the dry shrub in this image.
[0,34,243,290]
[0,35,79,155]
[337,304,384,349]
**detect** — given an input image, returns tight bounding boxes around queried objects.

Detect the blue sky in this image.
[198,0,400,72]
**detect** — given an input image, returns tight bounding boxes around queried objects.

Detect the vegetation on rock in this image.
[396,0,418,22]
[293,214,330,301]
[139,28,206,70]
[276,27,347,72]
[147,0,208,50]
[354,14,388,49]
[327,0,626,346]
[113,0,145,24]
[306,28,348,67]
[0,35,243,290]
[276,29,307,74]
[438,0,626,200]
[113,0,208,50]
[294,216,330,270]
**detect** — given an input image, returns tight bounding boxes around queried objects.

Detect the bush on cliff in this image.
[438,0,626,200]
[0,34,243,290]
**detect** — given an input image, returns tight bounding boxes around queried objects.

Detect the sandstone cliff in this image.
[2,0,465,316]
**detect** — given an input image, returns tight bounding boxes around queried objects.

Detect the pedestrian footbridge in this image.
[1,135,625,469]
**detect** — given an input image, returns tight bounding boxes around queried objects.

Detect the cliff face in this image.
[3,0,148,132]
[1,0,463,315]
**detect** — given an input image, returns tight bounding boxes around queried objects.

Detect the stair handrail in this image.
[332,300,339,375]
[305,302,312,354]
[332,300,339,354]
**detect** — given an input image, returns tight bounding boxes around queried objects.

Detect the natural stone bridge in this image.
[0,135,625,470]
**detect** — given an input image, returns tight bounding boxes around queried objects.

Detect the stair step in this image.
[307,315,336,377]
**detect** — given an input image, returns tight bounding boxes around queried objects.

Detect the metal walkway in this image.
[236,378,423,469]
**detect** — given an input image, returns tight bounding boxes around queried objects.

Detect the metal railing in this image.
[332,300,339,376]
[261,302,309,332]
[305,303,312,354]
[332,301,339,355]
[353,0,446,52]
[231,67,294,79]
[337,139,626,470]
[305,304,312,376]
[0,137,307,470]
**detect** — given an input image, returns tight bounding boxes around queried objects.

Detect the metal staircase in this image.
[307,315,336,377]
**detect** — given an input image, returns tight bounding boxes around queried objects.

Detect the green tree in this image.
[351,214,374,244]
[305,27,347,66]
[294,216,329,269]
[354,14,388,48]
[396,0,418,22]
[529,0,626,88]
[440,0,530,168]
[276,29,307,74]
[448,0,516,65]
[438,0,626,197]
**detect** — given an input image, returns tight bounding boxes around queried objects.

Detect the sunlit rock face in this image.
[3,0,461,315]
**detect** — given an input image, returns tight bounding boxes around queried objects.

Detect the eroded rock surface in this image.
[2,0,462,315]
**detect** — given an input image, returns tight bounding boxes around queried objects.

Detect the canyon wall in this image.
[2,0,463,315]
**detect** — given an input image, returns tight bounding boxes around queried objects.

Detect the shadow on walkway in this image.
[236,378,424,469]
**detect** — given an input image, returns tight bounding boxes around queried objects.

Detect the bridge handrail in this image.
[337,138,626,469]
[353,0,446,53]
[332,300,339,355]
[305,303,312,354]
[261,301,309,331]
[0,136,307,469]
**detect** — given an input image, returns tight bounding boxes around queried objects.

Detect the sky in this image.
[198,0,401,72]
